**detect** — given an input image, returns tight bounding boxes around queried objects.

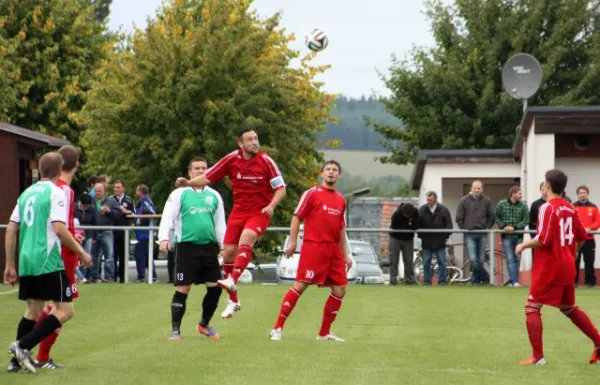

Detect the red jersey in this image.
[294,186,346,243]
[533,198,588,285]
[56,178,77,262]
[205,149,285,214]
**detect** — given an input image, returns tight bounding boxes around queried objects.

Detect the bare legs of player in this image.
[522,301,600,365]
[218,229,259,319]
[169,282,222,340]
[270,282,347,341]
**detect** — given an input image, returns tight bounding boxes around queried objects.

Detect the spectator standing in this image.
[418,191,453,285]
[74,193,98,255]
[388,203,419,285]
[134,184,158,283]
[573,185,600,287]
[456,180,494,285]
[494,186,529,287]
[110,180,135,283]
[90,183,120,282]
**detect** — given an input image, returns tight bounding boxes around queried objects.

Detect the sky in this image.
[108,0,440,98]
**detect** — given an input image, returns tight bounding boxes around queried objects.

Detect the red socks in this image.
[35,305,62,363]
[525,305,544,359]
[319,293,343,337]
[221,263,238,302]
[230,244,253,283]
[563,306,600,346]
[274,288,301,330]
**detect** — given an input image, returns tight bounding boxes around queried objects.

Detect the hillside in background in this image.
[319,95,402,151]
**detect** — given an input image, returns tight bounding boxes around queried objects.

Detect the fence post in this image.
[488,230,496,286]
[148,219,154,284]
[124,228,130,284]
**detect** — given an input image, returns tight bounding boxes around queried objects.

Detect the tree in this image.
[79,0,335,252]
[0,0,112,147]
[375,0,600,165]
[91,0,113,23]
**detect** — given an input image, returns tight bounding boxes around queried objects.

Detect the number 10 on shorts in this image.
[305,270,314,279]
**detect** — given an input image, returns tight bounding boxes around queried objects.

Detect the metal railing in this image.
[1,225,597,285]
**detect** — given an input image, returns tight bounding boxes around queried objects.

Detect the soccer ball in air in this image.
[305,28,328,52]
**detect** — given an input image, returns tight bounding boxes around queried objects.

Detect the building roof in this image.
[513,106,600,159]
[410,149,515,190]
[0,121,71,147]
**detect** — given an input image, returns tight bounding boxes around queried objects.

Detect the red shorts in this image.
[528,282,575,307]
[296,241,348,287]
[63,253,79,299]
[224,211,271,245]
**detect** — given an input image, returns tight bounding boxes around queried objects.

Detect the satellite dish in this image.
[502,53,543,110]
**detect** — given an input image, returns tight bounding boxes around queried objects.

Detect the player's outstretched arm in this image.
[176,174,210,188]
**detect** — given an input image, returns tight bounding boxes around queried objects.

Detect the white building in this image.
[410,106,600,285]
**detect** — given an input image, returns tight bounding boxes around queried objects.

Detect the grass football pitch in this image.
[1,283,600,384]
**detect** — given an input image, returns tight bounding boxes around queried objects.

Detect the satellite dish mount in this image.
[501,53,543,112]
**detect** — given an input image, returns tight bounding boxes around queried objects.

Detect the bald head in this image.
[39,152,64,180]
[471,180,483,197]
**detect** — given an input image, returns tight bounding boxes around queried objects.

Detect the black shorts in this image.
[18,270,73,303]
[174,242,221,286]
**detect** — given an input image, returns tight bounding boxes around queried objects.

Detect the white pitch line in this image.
[0,288,18,295]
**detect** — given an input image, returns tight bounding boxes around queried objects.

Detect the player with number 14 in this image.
[516,169,600,365]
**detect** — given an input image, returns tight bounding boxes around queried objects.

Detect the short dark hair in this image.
[89,176,97,186]
[97,175,108,184]
[80,193,92,205]
[189,157,207,170]
[321,160,342,174]
[400,203,417,216]
[39,152,64,179]
[137,184,149,195]
[58,145,79,172]
[237,128,255,140]
[426,191,437,199]
[577,185,589,194]
[113,180,126,188]
[508,185,521,199]
[539,182,544,190]
[544,169,568,195]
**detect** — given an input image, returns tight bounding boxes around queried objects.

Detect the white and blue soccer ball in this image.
[305,28,328,52]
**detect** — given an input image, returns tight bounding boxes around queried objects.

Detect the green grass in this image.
[1,284,600,384]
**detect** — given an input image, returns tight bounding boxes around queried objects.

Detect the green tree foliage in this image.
[91,0,112,23]
[375,0,600,165]
[79,0,335,250]
[320,95,401,151]
[0,0,112,144]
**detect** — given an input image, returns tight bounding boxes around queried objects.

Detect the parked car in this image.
[277,230,357,284]
[348,240,385,284]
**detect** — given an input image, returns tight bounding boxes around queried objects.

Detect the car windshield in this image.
[350,243,378,264]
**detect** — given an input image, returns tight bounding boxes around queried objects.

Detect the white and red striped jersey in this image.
[205,149,285,214]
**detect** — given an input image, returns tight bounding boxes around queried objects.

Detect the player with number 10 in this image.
[516,169,600,365]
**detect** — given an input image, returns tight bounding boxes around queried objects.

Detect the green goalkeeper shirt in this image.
[158,186,226,248]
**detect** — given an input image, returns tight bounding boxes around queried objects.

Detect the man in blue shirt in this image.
[134,184,157,282]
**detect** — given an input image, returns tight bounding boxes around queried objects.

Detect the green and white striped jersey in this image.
[158,186,226,248]
[9,181,68,276]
